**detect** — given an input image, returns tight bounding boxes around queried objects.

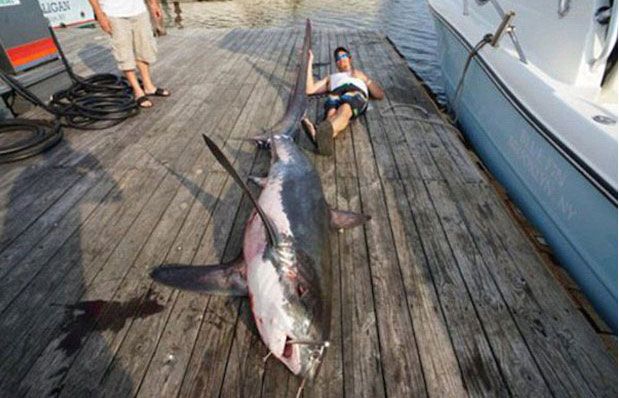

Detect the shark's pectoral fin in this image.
[329,209,371,230]
[150,255,247,296]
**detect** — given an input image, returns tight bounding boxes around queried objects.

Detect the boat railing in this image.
[590,1,618,70]
[462,0,528,63]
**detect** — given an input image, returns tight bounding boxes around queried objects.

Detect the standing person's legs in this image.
[124,70,148,102]
[133,12,170,97]
[109,16,150,105]
[136,61,156,94]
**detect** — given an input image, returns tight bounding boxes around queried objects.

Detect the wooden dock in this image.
[0,26,616,397]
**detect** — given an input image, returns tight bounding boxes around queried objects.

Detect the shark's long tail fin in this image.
[281,19,312,140]
[247,19,311,147]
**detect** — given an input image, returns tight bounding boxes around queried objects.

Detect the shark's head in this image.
[248,241,331,383]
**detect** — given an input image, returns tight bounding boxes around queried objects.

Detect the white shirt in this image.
[329,72,369,97]
[100,0,147,18]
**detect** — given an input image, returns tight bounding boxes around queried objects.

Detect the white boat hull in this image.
[430,8,618,331]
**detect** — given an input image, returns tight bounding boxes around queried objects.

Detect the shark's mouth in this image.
[283,336,294,358]
[279,335,302,375]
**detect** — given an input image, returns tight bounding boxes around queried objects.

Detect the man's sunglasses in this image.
[335,53,350,62]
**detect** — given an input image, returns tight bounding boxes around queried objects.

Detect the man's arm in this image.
[306,50,329,95]
[148,0,162,20]
[88,0,111,34]
[355,70,384,100]
[367,79,384,100]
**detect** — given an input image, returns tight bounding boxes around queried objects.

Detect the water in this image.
[161,0,446,104]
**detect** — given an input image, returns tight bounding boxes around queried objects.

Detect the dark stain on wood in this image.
[57,296,164,356]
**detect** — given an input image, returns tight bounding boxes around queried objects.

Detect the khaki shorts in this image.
[109,12,157,70]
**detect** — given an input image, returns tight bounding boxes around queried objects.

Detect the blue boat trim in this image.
[428,6,618,207]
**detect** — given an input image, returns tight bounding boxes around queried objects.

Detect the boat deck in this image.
[0,26,616,397]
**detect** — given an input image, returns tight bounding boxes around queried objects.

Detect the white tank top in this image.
[329,72,369,97]
[100,0,147,17]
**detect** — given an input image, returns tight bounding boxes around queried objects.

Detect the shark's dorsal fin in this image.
[202,134,280,246]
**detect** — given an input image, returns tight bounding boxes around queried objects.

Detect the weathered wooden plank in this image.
[451,182,617,397]
[303,28,345,398]
[318,30,387,398]
[0,31,247,395]
[356,31,512,397]
[0,95,195,314]
[0,28,232,301]
[96,28,288,398]
[383,31,615,396]
[0,33,222,261]
[133,28,288,398]
[351,32,471,398]
[0,148,170,395]
[343,30,442,398]
[48,29,274,398]
[426,180,552,397]
[174,29,301,398]
[0,29,216,199]
[359,31,553,397]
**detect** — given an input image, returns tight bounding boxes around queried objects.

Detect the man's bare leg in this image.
[136,60,157,94]
[302,108,336,140]
[302,105,352,141]
[124,69,152,107]
[329,104,353,138]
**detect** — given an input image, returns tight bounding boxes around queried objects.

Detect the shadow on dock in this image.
[0,143,143,396]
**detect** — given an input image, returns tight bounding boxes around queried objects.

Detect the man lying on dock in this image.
[303,46,384,156]
[88,0,171,108]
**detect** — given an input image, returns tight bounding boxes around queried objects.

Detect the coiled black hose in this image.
[47,26,139,129]
[0,119,62,163]
[49,73,138,129]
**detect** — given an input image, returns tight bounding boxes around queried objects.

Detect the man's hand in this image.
[149,0,163,21]
[98,13,112,34]
[150,4,162,20]
[308,49,314,65]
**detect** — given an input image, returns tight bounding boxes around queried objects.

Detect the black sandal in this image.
[314,120,334,156]
[136,96,153,108]
[146,87,171,97]
[301,118,318,148]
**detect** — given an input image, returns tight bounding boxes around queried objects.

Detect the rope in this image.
[448,33,493,124]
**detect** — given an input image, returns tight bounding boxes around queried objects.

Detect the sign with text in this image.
[37,0,94,26]
[0,0,20,7]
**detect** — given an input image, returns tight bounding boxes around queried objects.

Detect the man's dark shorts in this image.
[324,91,368,118]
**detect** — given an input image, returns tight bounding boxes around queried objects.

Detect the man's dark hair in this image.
[333,46,350,59]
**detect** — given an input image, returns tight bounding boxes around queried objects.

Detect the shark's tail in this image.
[244,20,311,148]
[277,19,312,142]
[286,19,312,141]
